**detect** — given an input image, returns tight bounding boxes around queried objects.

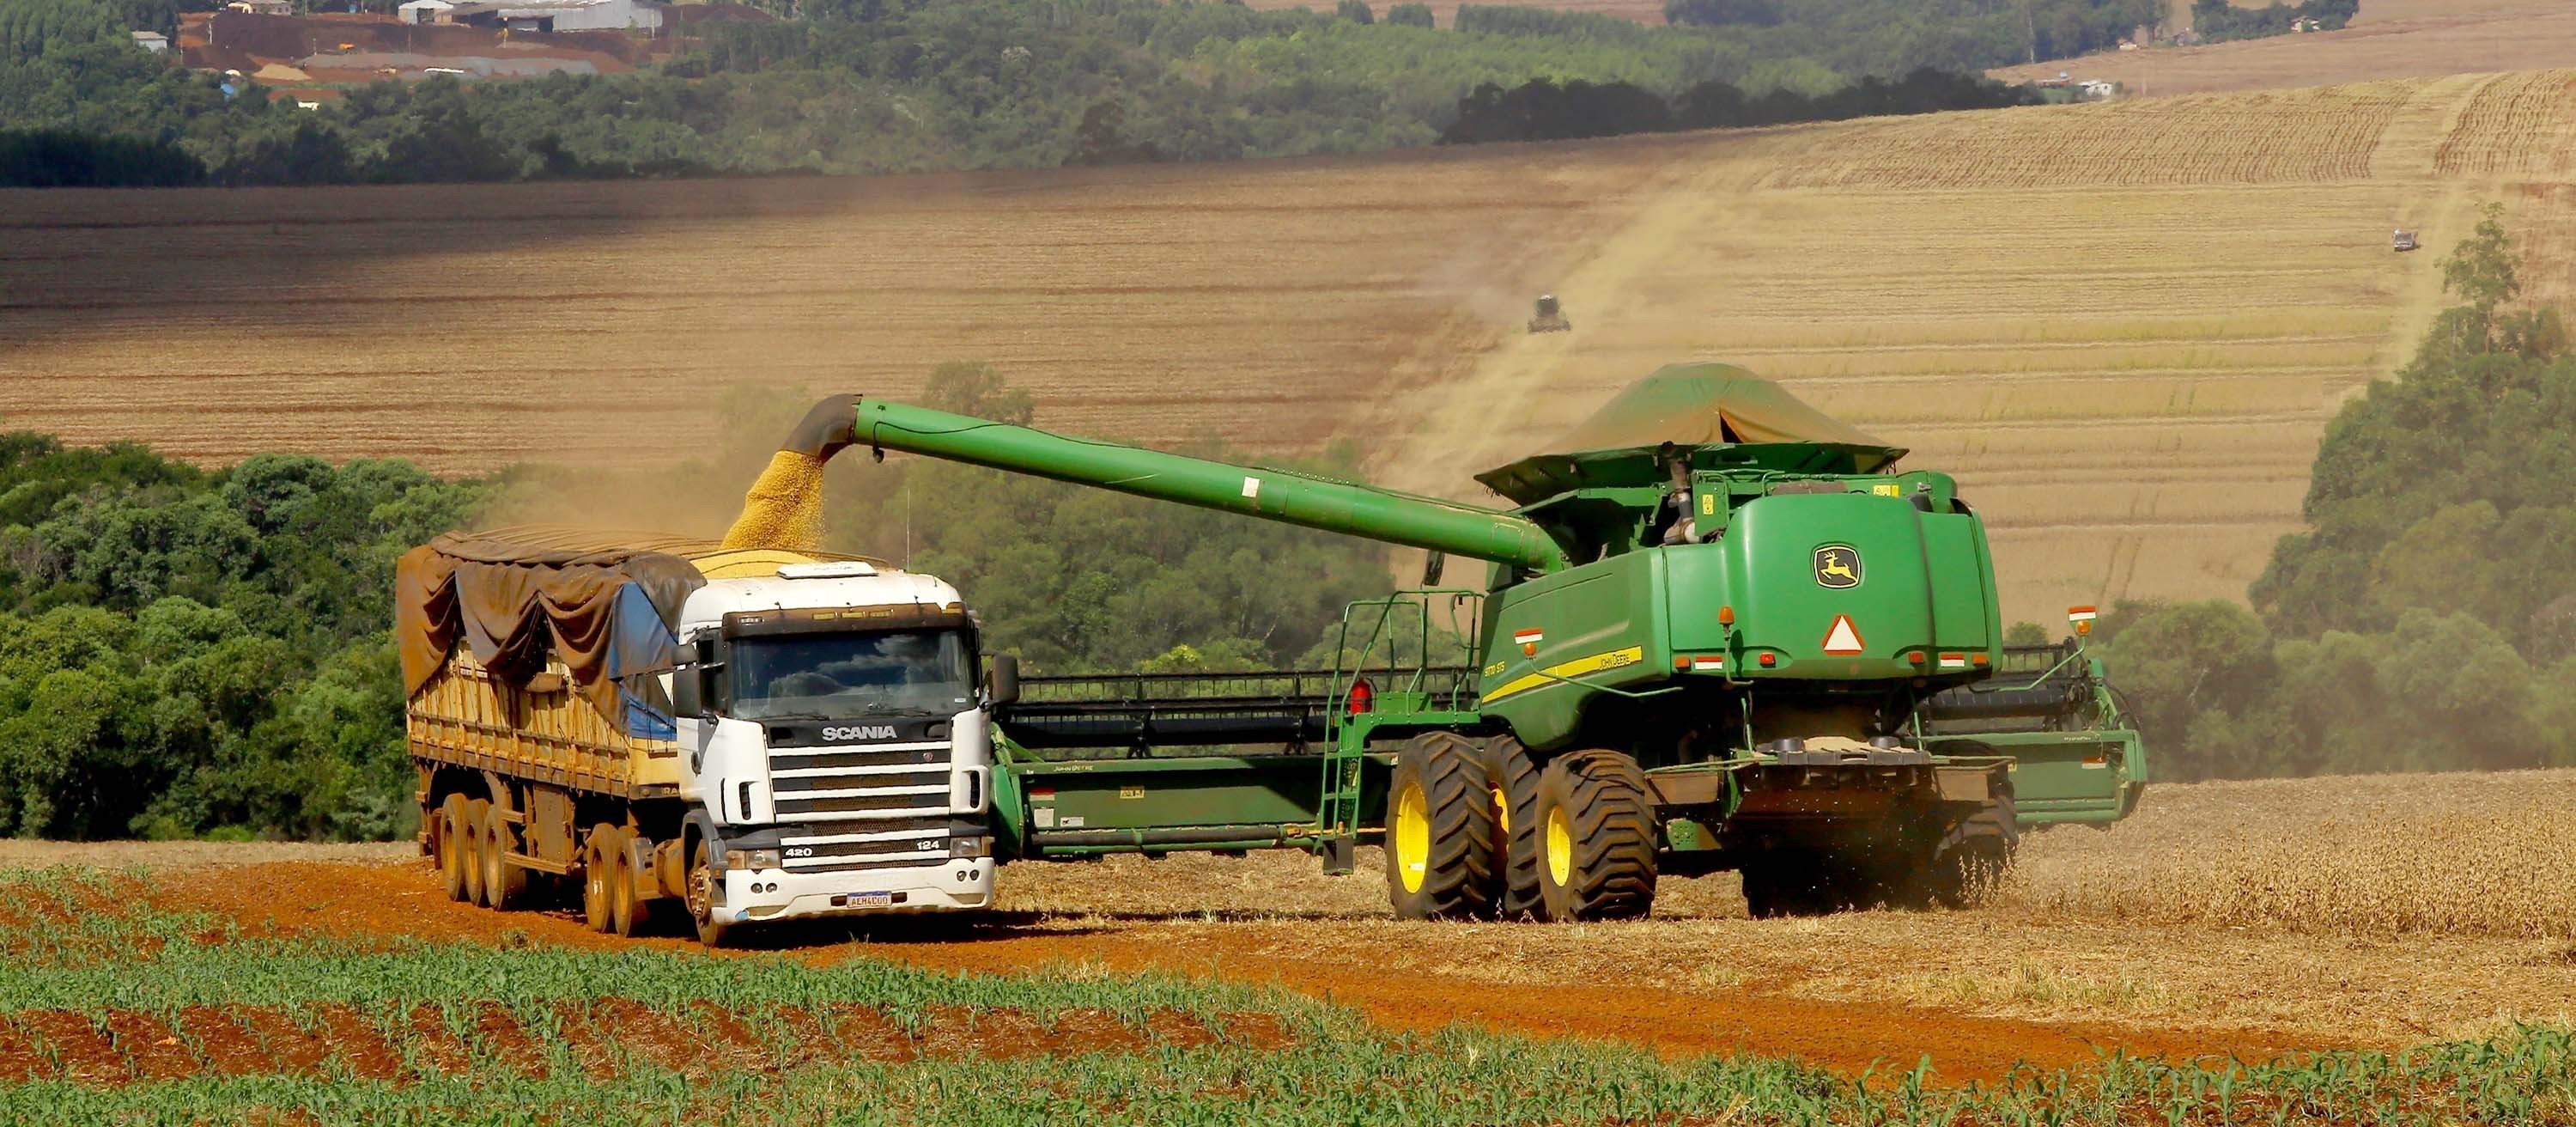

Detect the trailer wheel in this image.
[1475,734,1546,921]
[435,795,470,902]
[1383,734,1498,921]
[460,799,491,907]
[580,824,617,933]
[606,828,641,938]
[1533,750,1657,922]
[479,802,528,911]
[687,838,734,948]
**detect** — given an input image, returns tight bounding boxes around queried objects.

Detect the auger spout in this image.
[847,398,1573,573]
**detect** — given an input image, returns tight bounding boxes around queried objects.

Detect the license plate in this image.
[849,892,893,909]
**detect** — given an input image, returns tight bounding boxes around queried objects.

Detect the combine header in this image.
[822,365,2147,921]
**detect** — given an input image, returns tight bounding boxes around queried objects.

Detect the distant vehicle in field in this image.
[1528,294,1570,333]
[2392,229,2419,253]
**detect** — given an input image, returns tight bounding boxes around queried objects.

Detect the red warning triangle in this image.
[1820,615,1865,655]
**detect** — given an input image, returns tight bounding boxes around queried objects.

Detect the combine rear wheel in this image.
[479,803,528,911]
[1533,750,1657,921]
[435,795,470,902]
[1476,734,1545,921]
[1384,734,1498,921]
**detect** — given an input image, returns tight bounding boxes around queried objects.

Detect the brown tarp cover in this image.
[1546,363,1902,454]
[395,529,707,721]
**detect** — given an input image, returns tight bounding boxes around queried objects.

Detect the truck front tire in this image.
[688,838,734,948]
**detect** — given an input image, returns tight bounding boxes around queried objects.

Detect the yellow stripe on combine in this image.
[1481,646,1646,704]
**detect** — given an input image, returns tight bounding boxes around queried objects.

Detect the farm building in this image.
[131,29,169,51]
[224,0,291,13]
[407,0,662,31]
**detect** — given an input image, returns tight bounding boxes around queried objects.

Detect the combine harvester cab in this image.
[829,364,2147,922]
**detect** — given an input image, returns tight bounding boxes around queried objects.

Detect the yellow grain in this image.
[720,450,829,552]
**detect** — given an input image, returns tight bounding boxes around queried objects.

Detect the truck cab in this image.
[668,560,998,935]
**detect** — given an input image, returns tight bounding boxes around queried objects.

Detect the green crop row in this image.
[1,868,2573,1124]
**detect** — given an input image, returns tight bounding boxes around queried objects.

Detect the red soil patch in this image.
[99,1010,196,1081]
[14,1011,123,1082]
[164,861,2324,1082]
[314,1004,404,1081]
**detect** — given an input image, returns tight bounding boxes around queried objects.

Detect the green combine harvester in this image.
[835,365,2145,921]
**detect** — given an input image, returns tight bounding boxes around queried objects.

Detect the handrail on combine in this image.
[1326,588,1485,726]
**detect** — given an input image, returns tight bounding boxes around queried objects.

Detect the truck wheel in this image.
[581,824,617,933]
[460,799,490,908]
[606,828,641,938]
[687,839,734,948]
[435,795,470,902]
[1533,750,1657,922]
[1383,733,1498,921]
[1476,734,1546,921]
[480,803,528,911]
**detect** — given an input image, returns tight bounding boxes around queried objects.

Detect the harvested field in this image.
[1992,0,2576,96]
[9,72,2576,624]
[1230,0,1666,27]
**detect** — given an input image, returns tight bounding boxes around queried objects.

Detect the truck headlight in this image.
[728,848,781,870]
[948,837,987,859]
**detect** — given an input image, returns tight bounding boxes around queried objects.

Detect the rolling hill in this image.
[5,69,2573,624]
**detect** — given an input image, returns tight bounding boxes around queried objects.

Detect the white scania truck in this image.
[398,528,1012,946]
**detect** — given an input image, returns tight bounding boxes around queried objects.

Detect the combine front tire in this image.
[1384,734,1498,921]
[1533,750,1657,921]
[1476,734,1546,921]
[435,795,471,902]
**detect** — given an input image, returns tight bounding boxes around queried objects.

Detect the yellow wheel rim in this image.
[1546,806,1573,887]
[1394,783,1431,894]
[1492,787,1510,833]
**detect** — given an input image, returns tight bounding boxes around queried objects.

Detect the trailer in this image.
[792,366,2150,921]
[398,527,1000,946]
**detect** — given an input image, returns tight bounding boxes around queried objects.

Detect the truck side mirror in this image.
[987,653,1021,708]
[670,665,701,718]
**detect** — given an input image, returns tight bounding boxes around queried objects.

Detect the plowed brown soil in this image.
[163,861,2318,1081]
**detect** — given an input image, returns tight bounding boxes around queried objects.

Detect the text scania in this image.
[823,725,900,741]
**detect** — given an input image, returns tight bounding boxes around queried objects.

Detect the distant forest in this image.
[0,0,2139,187]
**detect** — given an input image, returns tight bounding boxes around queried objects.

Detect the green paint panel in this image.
[1715,493,1997,679]
[1478,552,1667,751]
[1015,756,1327,832]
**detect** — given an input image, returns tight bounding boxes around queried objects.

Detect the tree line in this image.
[2190,0,2356,43]
[1,0,2107,187]
[2092,208,2576,781]
[1437,66,2036,145]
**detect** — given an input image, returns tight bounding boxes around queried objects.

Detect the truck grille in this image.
[768,741,953,823]
[778,814,957,874]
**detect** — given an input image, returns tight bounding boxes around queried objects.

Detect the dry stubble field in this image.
[8,71,2576,624]
[1993,0,2576,96]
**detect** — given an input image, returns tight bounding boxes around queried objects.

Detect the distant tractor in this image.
[2393,229,2420,253]
[1528,294,1571,333]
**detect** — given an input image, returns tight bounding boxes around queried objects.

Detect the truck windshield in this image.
[729,630,975,721]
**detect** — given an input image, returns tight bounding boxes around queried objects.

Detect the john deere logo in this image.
[1814,545,1862,588]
